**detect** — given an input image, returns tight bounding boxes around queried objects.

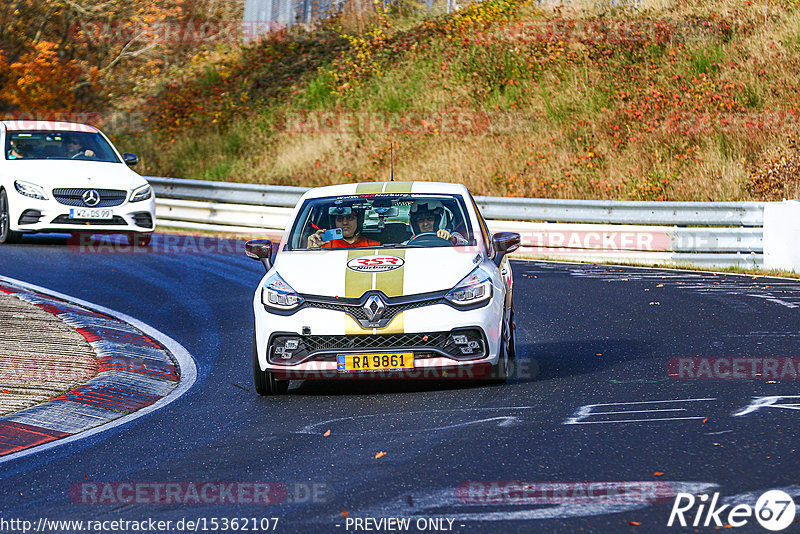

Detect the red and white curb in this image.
[0,275,196,463]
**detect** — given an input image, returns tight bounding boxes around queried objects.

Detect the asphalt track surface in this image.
[1,233,800,533]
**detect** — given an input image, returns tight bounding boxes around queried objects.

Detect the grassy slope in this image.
[115,0,800,200]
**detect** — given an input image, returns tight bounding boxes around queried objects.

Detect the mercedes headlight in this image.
[14,180,48,200]
[445,267,493,306]
[261,272,304,310]
[130,184,152,202]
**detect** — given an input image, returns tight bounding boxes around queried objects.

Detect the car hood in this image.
[274,247,482,298]
[7,160,145,191]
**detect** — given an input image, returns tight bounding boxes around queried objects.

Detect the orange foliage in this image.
[2,41,80,112]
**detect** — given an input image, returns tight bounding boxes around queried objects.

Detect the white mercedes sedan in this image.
[0,121,155,245]
[245,181,520,394]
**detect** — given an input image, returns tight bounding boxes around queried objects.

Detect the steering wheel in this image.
[407,232,451,246]
[71,153,89,160]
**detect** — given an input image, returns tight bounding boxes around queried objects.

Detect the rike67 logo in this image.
[668,490,795,531]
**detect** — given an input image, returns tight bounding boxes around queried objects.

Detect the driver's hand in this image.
[85,149,95,157]
[437,229,453,242]
[308,229,325,248]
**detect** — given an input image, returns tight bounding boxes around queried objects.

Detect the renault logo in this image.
[363,295,385,322]
[82,189,100,207]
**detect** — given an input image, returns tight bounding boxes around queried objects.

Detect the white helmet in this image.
[410,199,445,233]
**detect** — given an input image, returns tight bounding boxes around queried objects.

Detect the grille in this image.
[18,210,42,225]
[51,215,127,226]
[53,188,127,207]
[132,212,153,228]
[305,332,450,352]
[267,329,486,365]
[304,296,443,325]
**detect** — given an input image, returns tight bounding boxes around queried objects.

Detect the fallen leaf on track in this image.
[375,451,387,459]
[653,472,664,476]
[628,521,641,526]
[323,429,331,437]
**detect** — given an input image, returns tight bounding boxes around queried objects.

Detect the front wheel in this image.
[253,330,289,395]
[488,304,516,384]
[0,189,22,244]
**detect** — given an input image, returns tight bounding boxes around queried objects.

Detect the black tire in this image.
[0,189,22,244]
[508,303,517,362]
[125,232,152,247]
[253,330,289,395]
[488,321,511,385]
[488,302,516,384]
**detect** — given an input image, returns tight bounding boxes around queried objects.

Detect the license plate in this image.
[70,208,113,219]
[337,352,414,372]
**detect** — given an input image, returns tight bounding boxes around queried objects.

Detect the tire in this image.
[508,303,517,362]
[253,329,289,395]
[488,319,511,385]
[0,189,22,244]
[488,302,516,383]
[125,232,152,247]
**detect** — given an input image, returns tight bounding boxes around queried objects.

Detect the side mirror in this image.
[245,239,274,272]
[491,232,521,266]
[123,153,139,166]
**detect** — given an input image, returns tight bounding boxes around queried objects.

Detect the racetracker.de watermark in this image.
[668,357,800,380]
[457,481,675,504]
[272,359,539,381]
[0,112,144,133]
[0,360,95,383]
[496,18,732,45]
[69,20,282,45]
[66,235,273,255]
[69,482,328,505]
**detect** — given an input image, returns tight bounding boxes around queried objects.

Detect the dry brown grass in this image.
[124,0,800,200]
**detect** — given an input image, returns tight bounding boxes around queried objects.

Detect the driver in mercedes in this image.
[63,135,95,159]
[408,200,467,245]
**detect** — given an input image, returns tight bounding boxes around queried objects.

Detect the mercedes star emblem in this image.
[82,189,100,207]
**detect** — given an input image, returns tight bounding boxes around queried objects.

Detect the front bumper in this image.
[8,192,156,234]
[254,297,504,377]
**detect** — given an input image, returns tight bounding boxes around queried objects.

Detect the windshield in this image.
[4,131,120,162]
[287,193,476,250]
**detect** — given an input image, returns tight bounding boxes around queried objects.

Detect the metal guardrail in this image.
[474,197,766,227]
[147,177,766,226]
[148,177,766,268]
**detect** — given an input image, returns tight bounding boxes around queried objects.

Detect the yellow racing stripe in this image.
[383,182,414,193]
[355,183,384,194]
[344,248,407,334]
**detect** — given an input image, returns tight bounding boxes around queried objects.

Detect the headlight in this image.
[130,184,152,202]
[261,272,304,310]
[445,267,493,306]
[14,180,48,200]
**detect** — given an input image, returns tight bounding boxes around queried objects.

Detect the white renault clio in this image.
[245,181,520,394]
[0,121,155,245]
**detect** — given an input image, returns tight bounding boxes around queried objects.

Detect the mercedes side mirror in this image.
[245,239,274,272]
[123,153,139,166]
[492,232,521,266]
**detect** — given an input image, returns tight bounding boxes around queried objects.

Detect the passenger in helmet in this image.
[308,205,381,249]
[408,199,467,245]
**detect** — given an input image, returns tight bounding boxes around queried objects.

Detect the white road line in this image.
[0,274,197,465]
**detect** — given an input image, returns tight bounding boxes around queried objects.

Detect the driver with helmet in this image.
[308,205,381,249]
[408,199,467,245]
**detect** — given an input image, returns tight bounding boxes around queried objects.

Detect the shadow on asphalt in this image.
[527,338,658,382]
